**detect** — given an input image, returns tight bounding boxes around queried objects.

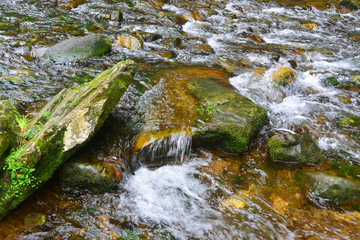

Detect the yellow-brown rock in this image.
[115,34,143,50]
[222,197,246,209]
[303,23,318,30]
[272,67,297,85]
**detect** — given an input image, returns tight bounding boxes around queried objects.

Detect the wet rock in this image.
[59,156,122,193]
[0,101,20,164]
[0,60,137,221]
[246,32,264,44]
[272,67,297,86]
[116,34,143,50]
[144,0,165,9]
[323,76,340,87]
[131,68,267,169]
[152,50,176,58]
[189,80,268,153]
[268,133,322,164]
[339,0,359,10]
[135,31,162,42]
[189,44,214,55]
[60,0,85,10]
[193,9,205,21]
[303,172,360,204]
[43,35,111,62]
[302,23,318,30]
[101,10,123,24]
[222,197,245,209]
[164,38,182,48]
[23,212,47,228]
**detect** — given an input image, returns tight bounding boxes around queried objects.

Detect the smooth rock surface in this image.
[303,171,360,204]
[43,35,111,62]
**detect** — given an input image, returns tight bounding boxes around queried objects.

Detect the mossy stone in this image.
[268,133,322,164]
[43,35,112,62]
[0,60,137,221]
[189,80,268,153]
[303,171,360,204]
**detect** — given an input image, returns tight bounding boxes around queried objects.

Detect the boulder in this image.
[339,0,359,10]
[0,60,137,220]
[131,68,267,169]
[43,35,111,62]
[303,171,360,204]
[59,155,122,193]
[0,101,20,165]
[189,80,268,153]
[268,133,322,164]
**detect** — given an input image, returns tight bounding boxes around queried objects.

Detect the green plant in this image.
[14,114,29,147]
[2,148,37,199]
[196,103,217,121]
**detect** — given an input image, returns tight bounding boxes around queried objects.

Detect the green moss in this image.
[268,137,284,160]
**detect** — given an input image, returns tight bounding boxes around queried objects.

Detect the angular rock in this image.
[0,100,20,164]
[131,68,267,169]
[0,60,137,220]
[43,35,111,62]
[116,34,143,50]
[303,171,360,204]
[189,80,268,153]
[268,133,322,164]
[59,155,122,193]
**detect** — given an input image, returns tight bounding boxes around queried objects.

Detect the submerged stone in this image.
[268,133,322,164]
[0,60,137,221]
[23,212,47,228]
[303,172,360,204]
[43,35,111,62]
[59,156,122,193]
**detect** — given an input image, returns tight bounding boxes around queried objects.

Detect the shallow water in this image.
[0,0,359,239]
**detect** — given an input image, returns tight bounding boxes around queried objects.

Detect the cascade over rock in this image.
[131,68,268,169]
[0,60,137,220]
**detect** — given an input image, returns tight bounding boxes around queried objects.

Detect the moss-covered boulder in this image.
[339,0,359,10]
[43,35,111,62]
[59,155,122,193]
[131,68,267,169]
[0,101,20,165]
[189,80,268,153]
[268,133,322,164]
[303,172,360,204]
[0,60,137,220]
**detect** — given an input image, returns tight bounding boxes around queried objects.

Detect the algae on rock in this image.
[43,35,112,62]
[0,60,137,220]
[131,67,268,169]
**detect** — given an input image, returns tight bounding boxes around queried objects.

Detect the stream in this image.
[0,0,360,239]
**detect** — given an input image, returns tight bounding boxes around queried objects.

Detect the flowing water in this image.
[0,0,360,239]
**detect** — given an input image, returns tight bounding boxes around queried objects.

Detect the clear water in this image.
[0,0,359,239]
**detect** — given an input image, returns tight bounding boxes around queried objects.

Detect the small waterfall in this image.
[131,131,192,170]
